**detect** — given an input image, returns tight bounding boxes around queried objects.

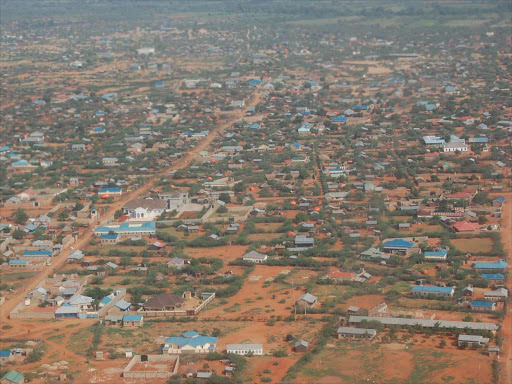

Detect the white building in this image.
[443,143,468,153]
[226,344,263,356]
[242,251,268,264]
[158,192,189,211]
[123,199,167,220]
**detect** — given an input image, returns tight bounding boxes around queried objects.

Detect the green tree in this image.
[13,208,28,224]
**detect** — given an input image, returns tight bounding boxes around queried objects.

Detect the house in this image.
[326,271,355,282]
[0,351,12,365]
[360,247,390,261]
[337,327,376,340]
[100,234,119,245]
[163,331,217,354]
[453,221,480,232]
[470,301,496,312]
[142,292,185,311]
[123,199,167,220]
[114,299,131,311]
[458,335,489,346]
[242,250,268,264]
[294,340,309,352]
[168,257,185,270]
[382,239,414,255]
[67,250,84,263]
[296,293,317,309]
[484,288,508,302]
[412,285,454,297]
[368,303,388,317]
[123,315,143,327]
[488,346,500,357]
[226,344,263,356]
[443,143,468,153]
[1,371,24,384]
[295,235,314,247]
[424,249,448,262]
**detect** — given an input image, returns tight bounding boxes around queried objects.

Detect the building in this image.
[93,222,156,237]
[481,273,504,282]
[443,143,468,152]
[294,340,309,352]
[123,199,167,220]
[296,293,317,309]
[337,327,376,340]
[100,234,119,245]
[22,250,52,260]
[9,260,28,268]
[458,335,489,346]
[0,351,12,365]
[360,247,390,261]
[123,315,143,327]
[168,257,185,270]
[424,249,448,262]
[295,235,314,247]
[163,331,217,354]
[98,187,122,197]
[348,316,498,332]
[382,239,414,255]
[412,285,454,297]
[226,344,263,356]
[484,288,508,302]
[474,260,507,271]
[1,371,24,384]
[158,192,189,211]
[142,292,185,311]
[470,301,496,312]
[242,250,268,264]
[453,221,480,232]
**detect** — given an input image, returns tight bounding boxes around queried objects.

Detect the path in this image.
[497,192,512,384]
[0,88,264,322]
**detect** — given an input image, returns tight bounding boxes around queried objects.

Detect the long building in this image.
[348,316,498,332]
[93,221,156,236]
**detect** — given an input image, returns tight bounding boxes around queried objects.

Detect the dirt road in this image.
[497,192,512,384]
[0,88,264,322]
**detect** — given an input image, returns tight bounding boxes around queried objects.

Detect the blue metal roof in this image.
[94,221,156,234]
[424,249,448,257]
[471,301,494,307]
[412,285,453,294]
[100,234,118,239]
[474,260,507,269]
[9,259,28,265]
[0,350,11,357]
[23,250,52,256]
[123,315,142,322]
[482,273,504,280]
[383,239,414,249]
[332,115,348,122]
[164,332,217,348]
[98,187,121,193]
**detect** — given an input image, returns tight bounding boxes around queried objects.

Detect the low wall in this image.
[123,354,179,379]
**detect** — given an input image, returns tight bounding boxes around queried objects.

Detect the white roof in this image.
[227,344,263,350]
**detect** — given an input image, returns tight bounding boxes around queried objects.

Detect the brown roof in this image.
[143,292,185,310]
[123,198,167,211]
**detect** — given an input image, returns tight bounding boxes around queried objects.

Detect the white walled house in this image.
[443,143,468,153]
[123,199,167,220]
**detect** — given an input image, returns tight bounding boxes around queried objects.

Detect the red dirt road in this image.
[497,192,512,384]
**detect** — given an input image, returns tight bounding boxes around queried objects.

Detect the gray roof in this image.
[337,327,376,336]
[298,293,317,304]
[295,340,309,347]
[349,316,499,331]
[458,335,489,343]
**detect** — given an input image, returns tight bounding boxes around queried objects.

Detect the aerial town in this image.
[0,1,511,383]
